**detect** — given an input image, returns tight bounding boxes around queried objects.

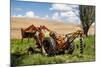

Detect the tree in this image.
[79,5,95,36]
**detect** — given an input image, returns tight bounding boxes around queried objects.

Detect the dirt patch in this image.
[11,17,95,39]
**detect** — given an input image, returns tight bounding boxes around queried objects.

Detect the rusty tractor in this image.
[22,25,84,56]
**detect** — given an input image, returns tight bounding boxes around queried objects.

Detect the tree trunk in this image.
[84,30,88,36]
[83,26,89,37]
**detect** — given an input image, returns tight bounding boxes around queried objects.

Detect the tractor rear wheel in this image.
[43,37,56,56]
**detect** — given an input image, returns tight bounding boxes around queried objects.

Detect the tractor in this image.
[24,25,84,56]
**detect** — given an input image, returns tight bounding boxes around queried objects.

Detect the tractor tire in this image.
[67,43,75,54]
[43,37,56,56]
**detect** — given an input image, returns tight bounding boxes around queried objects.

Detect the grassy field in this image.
[11,35,95,66]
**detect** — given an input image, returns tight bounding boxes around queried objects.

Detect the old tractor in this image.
[23,25,85,56]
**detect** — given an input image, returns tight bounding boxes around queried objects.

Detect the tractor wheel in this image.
[43,37,56,56]
[67,43,75,54]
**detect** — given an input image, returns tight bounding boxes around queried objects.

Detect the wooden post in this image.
[80,34,83,54]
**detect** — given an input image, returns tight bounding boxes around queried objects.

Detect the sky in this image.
[11,0,81,23]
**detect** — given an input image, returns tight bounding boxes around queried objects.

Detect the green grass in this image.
[11,35,95,66]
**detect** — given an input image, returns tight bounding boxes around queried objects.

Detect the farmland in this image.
[11,17,95,66]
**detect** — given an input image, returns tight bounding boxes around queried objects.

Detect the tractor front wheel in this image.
[67,43,75,54]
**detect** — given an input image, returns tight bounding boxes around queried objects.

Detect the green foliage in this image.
[11,36,95,66]
[79,5,95,36]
